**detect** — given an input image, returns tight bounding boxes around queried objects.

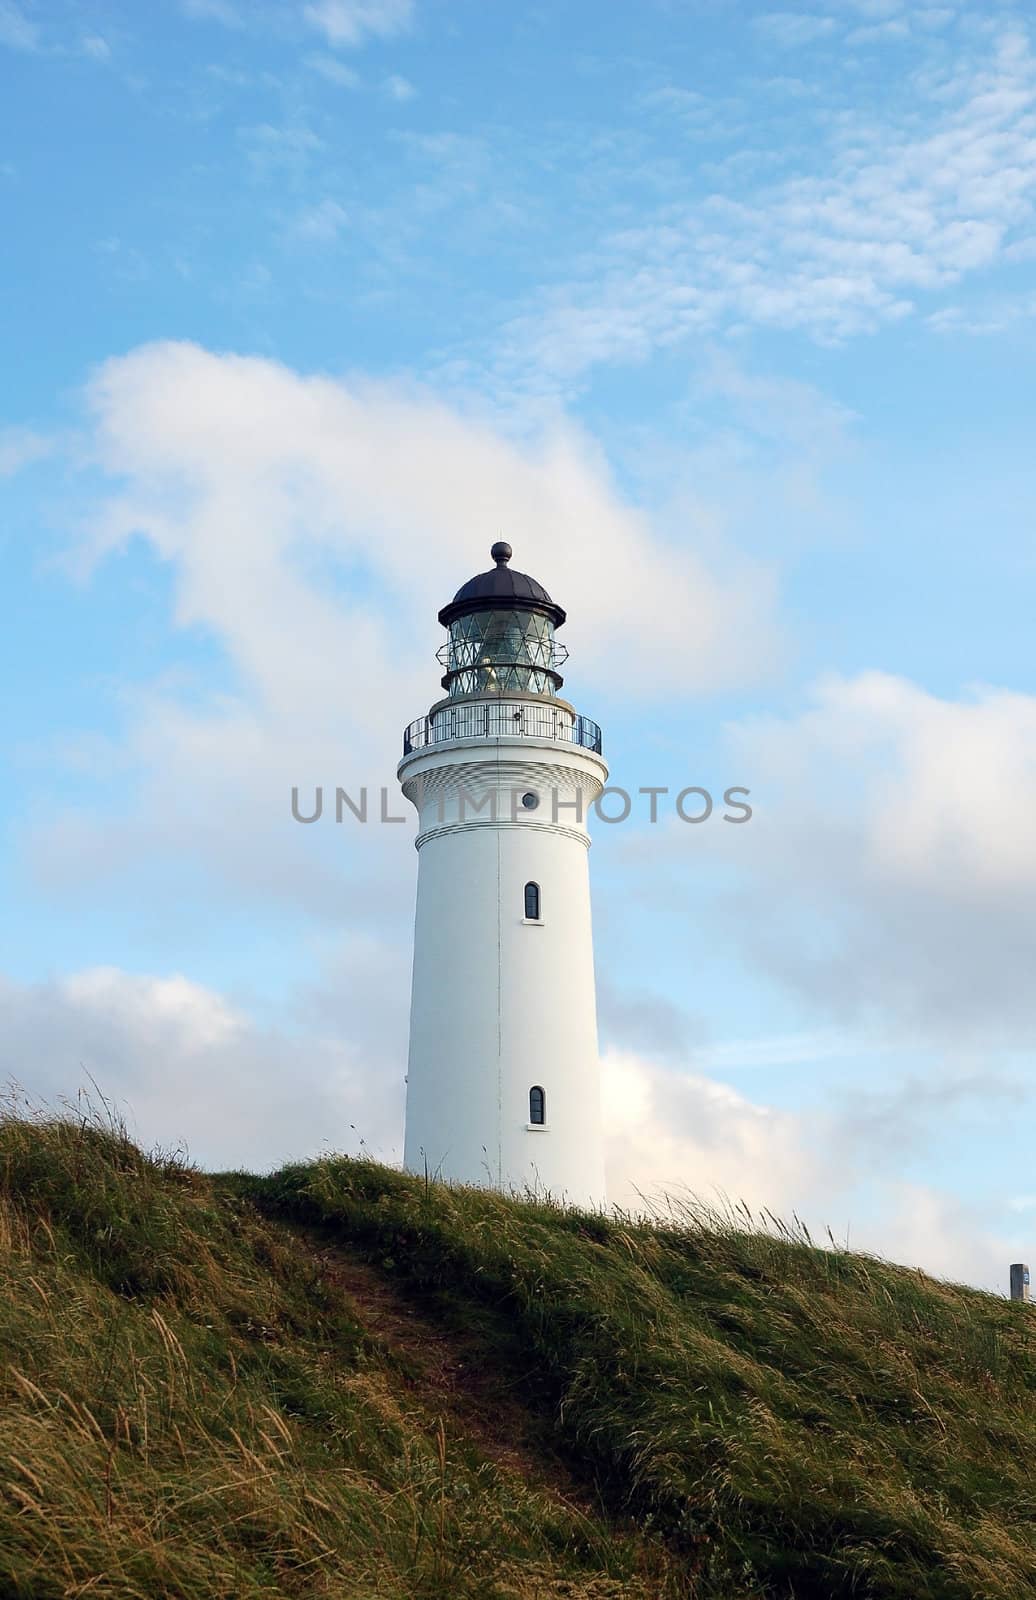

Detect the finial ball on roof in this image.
[491,541,512,565]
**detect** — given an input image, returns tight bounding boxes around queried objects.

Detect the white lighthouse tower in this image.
[398,542,608,1208]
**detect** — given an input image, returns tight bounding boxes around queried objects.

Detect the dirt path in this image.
[299,1230,600,1516]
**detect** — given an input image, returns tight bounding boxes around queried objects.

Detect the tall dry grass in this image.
[0,1100,676,1599]
[250,1155,1036,1598]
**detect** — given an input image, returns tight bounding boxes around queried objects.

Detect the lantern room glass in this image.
[441,607,565,697]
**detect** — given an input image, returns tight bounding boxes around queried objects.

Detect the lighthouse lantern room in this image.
[398,543,608,1207]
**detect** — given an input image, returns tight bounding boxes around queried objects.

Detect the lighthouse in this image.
[398,543,608,1207]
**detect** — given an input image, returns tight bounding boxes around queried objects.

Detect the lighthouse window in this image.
[529,1086,546,1125]
[524,881,540,920]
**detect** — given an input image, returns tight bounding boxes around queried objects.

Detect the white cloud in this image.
[847,20,910,44]
[303,0,414,48]
[82,34,111,60]
[753,13,837,47]
[240,122,324,182]
[834,0,907,18]
[928,293,1036,334]
[0,426,51,476]
[718,671,1036,1038]
[290,197,349,240]
[850,1180,1009,1291]
[699,348,857,450]
[180,0,414,47]
[487,25,1036,387]
[739,672,1036,896]
[78,339,778,707]
[0,957,405,1171]
[603,1049,1009,1289]
[305,51,361,87]
[640,85,707,116]
[0,0,37,51]
[383,72,415,101]
[179,0,243,24]
[604,1049,830,1217]
[695,1028,877,1071]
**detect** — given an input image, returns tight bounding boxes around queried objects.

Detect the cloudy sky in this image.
[2,0,1035,1291]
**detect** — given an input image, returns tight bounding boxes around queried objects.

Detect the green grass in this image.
[3,1103,1036,1597]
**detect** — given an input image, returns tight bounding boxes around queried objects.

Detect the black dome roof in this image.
[438,543,566,628]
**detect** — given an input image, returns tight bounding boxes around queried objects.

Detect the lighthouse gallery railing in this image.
[403,703,603,757]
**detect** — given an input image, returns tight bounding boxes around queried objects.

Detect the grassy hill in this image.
[2,1107,1036,1598]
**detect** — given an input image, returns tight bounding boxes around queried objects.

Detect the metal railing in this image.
[403,702,603,757]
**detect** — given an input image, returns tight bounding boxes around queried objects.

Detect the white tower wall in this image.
[399,727,607,1207]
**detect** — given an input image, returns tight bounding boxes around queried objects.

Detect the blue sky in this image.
[2,0,1036,1289]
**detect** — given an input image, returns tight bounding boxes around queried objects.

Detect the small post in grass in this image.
[1010,1263,1030,1303]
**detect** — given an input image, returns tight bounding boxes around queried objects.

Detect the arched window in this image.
[524,881,540,920]
[529,1086,546,1125]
